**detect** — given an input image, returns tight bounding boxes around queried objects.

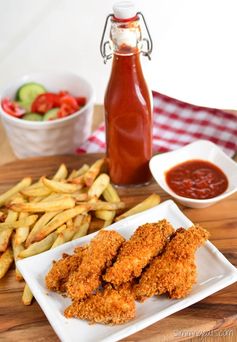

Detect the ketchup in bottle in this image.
[101,2,153,186]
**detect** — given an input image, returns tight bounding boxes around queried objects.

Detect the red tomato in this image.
[75,96,86,106]
[1,98,25,117]
[57,103,77,118]
[60,95,79,110]
[31,93,60,113]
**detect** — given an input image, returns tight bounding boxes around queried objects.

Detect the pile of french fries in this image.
[0,158,160,305]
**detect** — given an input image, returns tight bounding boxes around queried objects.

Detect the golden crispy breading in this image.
[45,246,86,293]
[103,220,174,286]
[134,225,209,301]
[64,284,135,325]
[66,230,125,300]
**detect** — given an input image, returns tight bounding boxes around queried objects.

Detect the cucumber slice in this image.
[43,108,59,121]
[16,101,32,112]
[22,113,43,121]
[16,83,46,103]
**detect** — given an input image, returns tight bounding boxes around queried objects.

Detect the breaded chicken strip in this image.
[45,246,86,293]
[103,220,174,286]
[64,284,135,325]
[134,225,209,301]
[66,230,125,300]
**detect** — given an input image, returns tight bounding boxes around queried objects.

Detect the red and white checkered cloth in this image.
[76,91,237,157]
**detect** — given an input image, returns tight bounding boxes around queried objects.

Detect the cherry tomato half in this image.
[1,98,25,117]
[75,96,86,107]
[60,95,79,110]
[57,103,77,118]
[31,93,60,113]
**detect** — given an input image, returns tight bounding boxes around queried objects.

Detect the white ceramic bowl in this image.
[0,72,95,158]
[149,140,237,208]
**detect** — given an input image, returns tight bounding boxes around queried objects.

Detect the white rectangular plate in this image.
[17,200,237,342]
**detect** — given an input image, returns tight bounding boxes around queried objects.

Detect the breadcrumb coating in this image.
[66,230,125,300]
[134,225,209,301]
[45,246,86,293]
[64,284,135,325]
[103,220,174,286]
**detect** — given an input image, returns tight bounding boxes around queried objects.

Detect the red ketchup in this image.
[166,160,228,199]
[101,2,153,186]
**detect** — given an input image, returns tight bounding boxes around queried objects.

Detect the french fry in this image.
[69,175,84,185]
[0,177,32,207]
[53,163,68,181]
[67,164,89,180]
[21,185,51,197]
[103,218,115,228]
[72,193,89,202]
[78,200,125,211]
[33,205,90,242]
[8,193,26,205]
[0,215,38,232]
[0,247,14,279]
[73,214,84,228]
[77,164,90,176]
[95,209,115,221]
[67,218,73,229]
[25,211,59,247]
[11,233,24,281]
[22,283,33,305]
[69,164,90,184]
[42,177,81,193]
[19,232,57,258]
[51,219,76,248]
[72,215,91,240]
[103,183,120,203]
[88,173,110,198]
[10,196,75,213]
[56,224,67,234]
[67,169,78,180]
[115,193,161,221]
[0,210,18,252]
[95,209,116,228]
[99,183,119,227]
[84,158,105,187]
[14,212,30,245]
[40,193,62,202]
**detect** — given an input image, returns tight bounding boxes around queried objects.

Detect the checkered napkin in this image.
[76,91,237,157]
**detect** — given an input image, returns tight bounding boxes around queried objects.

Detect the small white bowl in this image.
[0,72,95,158]
[149,140,237,208]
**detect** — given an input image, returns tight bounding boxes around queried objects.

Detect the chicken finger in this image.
[66,230,125,300]
[45,246,86,293]
[103,220,174,286]
[64,284,135,325]
[134,225,209,301]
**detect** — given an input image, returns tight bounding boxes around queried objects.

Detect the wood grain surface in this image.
[0,153,236,342]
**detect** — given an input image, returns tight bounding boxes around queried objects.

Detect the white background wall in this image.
[0,0,237,109]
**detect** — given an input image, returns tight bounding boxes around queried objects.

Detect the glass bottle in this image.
[101,1,153,186]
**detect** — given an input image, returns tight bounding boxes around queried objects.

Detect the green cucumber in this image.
[43,108,59,121]
[16,82,46,103]
[22,113,43,121]
[16,100,32,112]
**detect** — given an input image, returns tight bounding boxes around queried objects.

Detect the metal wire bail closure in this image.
[137,12,153,60]
[100,12,153,63]
[100,14,113,64]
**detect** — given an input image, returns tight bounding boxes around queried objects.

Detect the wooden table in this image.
[0,106,237,342]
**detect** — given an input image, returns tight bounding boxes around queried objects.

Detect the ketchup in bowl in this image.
[166,160,228,200]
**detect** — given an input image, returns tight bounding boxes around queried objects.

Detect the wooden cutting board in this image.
[0,154,236,342]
